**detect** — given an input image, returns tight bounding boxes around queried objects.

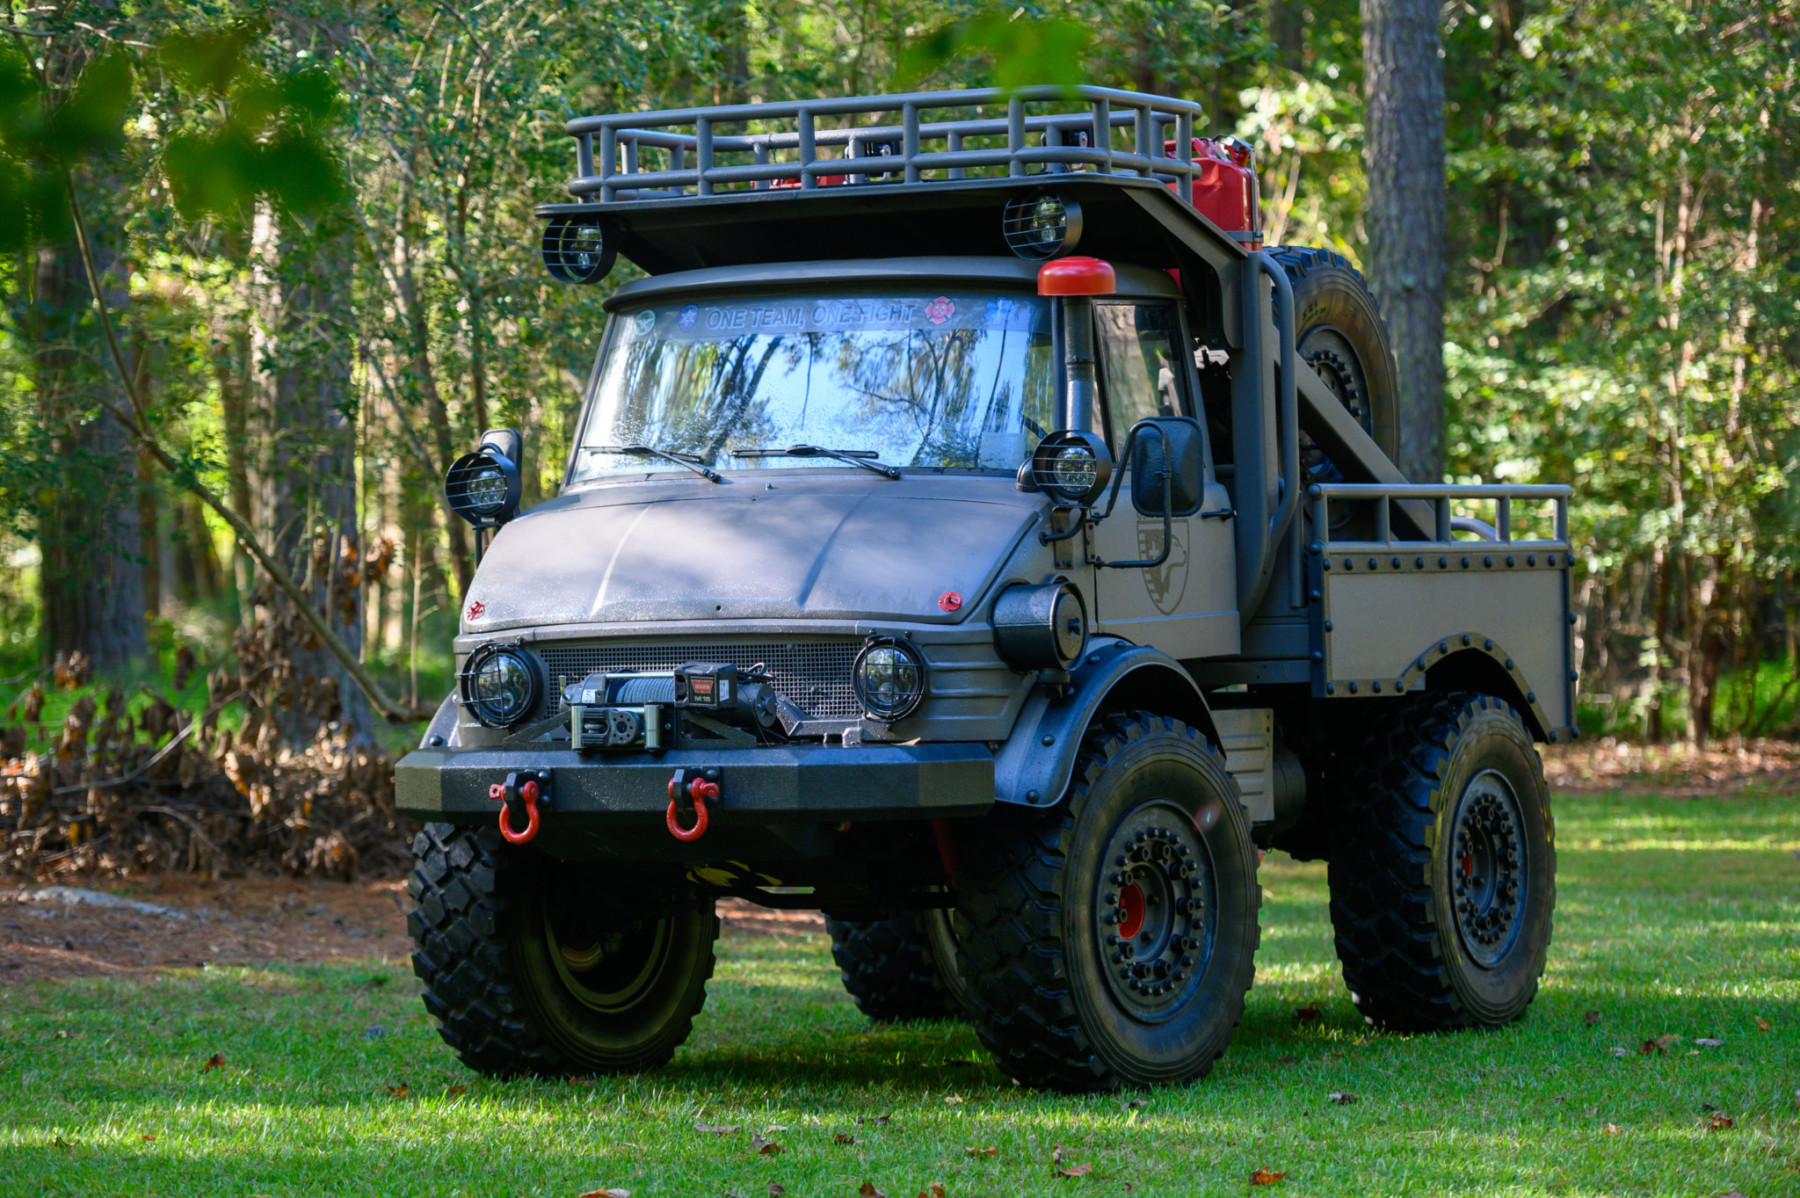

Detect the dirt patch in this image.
[0,877,823,982]
[1543,736,1800,797]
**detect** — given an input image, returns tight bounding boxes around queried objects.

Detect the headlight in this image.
[1003,192,1082,260]
[1030,430,1112,506]
[853,637,928,722]
[459,643,543,728]
[992,580,1088,672]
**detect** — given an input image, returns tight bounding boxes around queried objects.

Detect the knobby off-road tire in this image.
[1267,246,1401,482]
[408,823,718,1075]
[1328,693,1555,1031]
[956,712,1261,1091]
[825,908,971,1022]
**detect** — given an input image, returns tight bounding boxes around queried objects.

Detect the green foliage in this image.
[896,8,1091,91]
[0,47,131,248]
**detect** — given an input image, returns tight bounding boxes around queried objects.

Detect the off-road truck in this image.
[396,86,1576,1091]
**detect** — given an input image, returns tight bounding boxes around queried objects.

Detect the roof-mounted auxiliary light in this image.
[1030,429,1113,507]
[1037,255,1117,297]
[542,217,617,285]
[1003,192,1083,260]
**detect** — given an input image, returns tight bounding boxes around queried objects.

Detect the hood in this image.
[460,477,1039,633]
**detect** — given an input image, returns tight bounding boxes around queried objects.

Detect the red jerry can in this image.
[1164,138,1261,247]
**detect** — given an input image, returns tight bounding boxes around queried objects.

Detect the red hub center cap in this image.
[1117,882,1146,941]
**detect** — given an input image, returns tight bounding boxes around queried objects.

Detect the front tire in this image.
[408,823,718,1075]
[1328,693,1556,1030]
[956,713,1260,1091]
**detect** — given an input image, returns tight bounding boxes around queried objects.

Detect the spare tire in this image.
[1266,247,1400,482]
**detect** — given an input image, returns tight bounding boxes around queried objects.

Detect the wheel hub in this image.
[1094,803,1215,1020]
[1449,769,1528,967]
[1300,348,1368,485]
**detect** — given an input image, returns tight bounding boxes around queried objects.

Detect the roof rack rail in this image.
[561,86,1209,206]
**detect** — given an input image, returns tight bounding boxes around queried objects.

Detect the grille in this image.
[533,640,862,721]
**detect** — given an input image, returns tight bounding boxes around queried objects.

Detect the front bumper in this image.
[394,742,996,825]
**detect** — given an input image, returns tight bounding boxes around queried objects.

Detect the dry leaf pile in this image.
[1,563,409,882]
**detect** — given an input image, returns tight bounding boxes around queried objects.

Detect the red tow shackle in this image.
[666,771,718,842]
[493,774,545,845]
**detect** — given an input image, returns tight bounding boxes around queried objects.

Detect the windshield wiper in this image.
[587,444,722,483]
[730,444,901,480]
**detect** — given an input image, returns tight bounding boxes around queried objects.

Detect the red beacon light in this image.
[1037,256,1117,297]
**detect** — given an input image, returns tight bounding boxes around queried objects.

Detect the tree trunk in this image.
[249,203,373,747]
[31,241,147,671]
[1361,0,1446,482]
[1270,0,1305,71]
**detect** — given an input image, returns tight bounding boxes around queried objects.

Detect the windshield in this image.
[570,289,1056,483]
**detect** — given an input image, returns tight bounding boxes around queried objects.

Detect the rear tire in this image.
[826,909,969,1022]
[408,823,718,1075]
[956,712,1260,1091]
[1327,693,1555,1030]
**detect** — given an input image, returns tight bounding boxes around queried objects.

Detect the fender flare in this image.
[994,638,1218,808]
[419,692,461,749]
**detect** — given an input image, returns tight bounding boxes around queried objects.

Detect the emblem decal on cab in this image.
[466,600,485,621]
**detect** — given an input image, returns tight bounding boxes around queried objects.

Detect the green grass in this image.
[3,792,1798,1197]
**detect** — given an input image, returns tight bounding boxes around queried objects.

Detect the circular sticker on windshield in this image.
[678,304,700,330]
[634,309,656,334]
[924,296,955,325]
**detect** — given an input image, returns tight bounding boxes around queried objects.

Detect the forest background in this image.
[0,0,1795,876]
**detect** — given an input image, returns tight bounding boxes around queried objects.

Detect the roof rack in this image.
[561,86,1210,206]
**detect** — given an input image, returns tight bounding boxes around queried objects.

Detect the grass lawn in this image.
[2,791,1797,1197]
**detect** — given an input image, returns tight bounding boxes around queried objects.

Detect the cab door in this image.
[1087,300,1240,660]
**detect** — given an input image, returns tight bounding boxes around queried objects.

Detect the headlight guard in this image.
[852,636,928,723]
[459,642,543,728]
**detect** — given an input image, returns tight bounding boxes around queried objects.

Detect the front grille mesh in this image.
[533,640,862,721]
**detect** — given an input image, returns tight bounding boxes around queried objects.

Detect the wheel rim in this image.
[1094,800,1216,1021]
[544,907,673,1014]
[1449,768,1529,968]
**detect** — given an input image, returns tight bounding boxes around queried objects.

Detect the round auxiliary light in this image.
[1030,429,1113,507]
[445,447,522,528]
[542,217,617,285]
[992,580,1089,672]
[459,643,543,728]
[1002,192,1083,260]
[853,636,928,723]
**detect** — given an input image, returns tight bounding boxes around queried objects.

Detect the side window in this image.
[1094,302,1187,447]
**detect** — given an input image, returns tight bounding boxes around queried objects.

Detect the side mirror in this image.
[445,428,524,531]
[1129,417,1204,517]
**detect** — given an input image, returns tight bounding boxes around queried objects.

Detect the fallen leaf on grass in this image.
[1582,1010,1601,1025]
[1706,1113,1735,1132]
[1754,1016,1771,1032]
[764,1124,791,1132]
[769,1186,787,1197]
[52,1136,73,1150]
[751,1133,783,1156]
[857,1115,892,1126]
[917,1186,946,1198]
[385,1085,409,1098]
[445,1084,466,1097]
[1327,1091,1357,1105]
[1250,1168,1287,1186]
[1293,1004,1322,1025]
[1603,1124,1622,1135]
[834,1133,860,1145]
[1054,1164,1093,1178]
[1655,1034,1683,1049]
[578,1188,630,1198]
[695,1123,742,1135]
[202,1053,226,1071]
[1696,1037,1725,1047]
[140,1134,156,1142]
[52,1029,76,1040]
[1608,1046,1632,1058]
[1275,1056,1300,1066]
[943,1094,964,1105]
[1124,1099,1148,1110]
[859,1183,887,1198]
[965,1146,997,1156]
[1638,1039,1665,1056]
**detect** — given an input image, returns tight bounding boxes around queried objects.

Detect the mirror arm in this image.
[1037,504,1088,545]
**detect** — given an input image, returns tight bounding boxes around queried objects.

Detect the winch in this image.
[564,661,784,752]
